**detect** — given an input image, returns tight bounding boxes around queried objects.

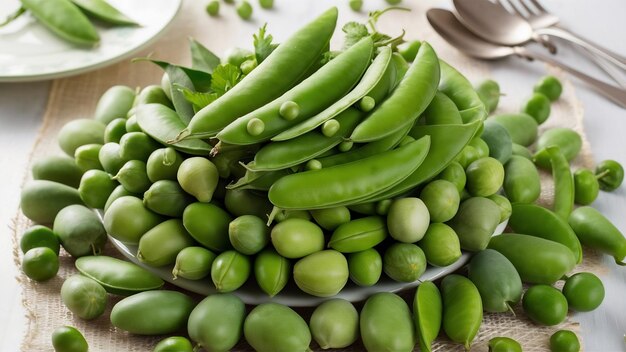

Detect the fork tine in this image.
[517,0,539,16]
[527,0,548,13]
[506,0,530,18]
[496,0,522,16]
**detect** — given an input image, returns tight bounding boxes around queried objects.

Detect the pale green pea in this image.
[322,119,340,137]
[310,299,359,349]
[279,101,300,120]
[338,141,353,152]
[211,250,251,292]
[206,0,219,16]
[74,144,103,172]
[247,118,265,136]
[359,96,375,112]
[305,159,322,170]
[237,1,253,20]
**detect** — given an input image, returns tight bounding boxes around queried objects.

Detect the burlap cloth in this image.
[10,0,608,351]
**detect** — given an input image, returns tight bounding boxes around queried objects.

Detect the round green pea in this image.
[244,303,311,352]
[229,215,270,255]
[211,250,251,292]
[125,115,141,132]
[52,326,88,352]
[206,0,219,16]
[78,169,117,209]
[387,197,430,243]
[436,161,466,193]
[476,79,500,113]
[455,145,480,168]
[104,118,127,144]
[465,157,505,197]
[259,0,273,9]
[254,248,291,297]
[143,180,193,217]
[236,0,253,19]
[146,147,183,183]
[57,119,105,156]
[20,225,60,255]
[562,272,605,312]
[488,337,522,352]
[338,141,353,152]
[596,159,624,191]
[550,330,580,352]
[305,159,322,170]
[359,96,375,112]
[240,59,258,74]
[386,0,402,4]
[104,196,162,245]
[22,247,59,281]
[114,160,151,194]
[271,218,324,258]
[119,132,160,162]
[183,202,232,252]
[418,223,461,267]
[172,246,216,280]
[279,101,300,121]
[153,336,193,352]
[420,180,460,223]
[348,248,382,286]
[521,92,551,124]
[60,275,107,320]
[98,142,127,175]
[222,47,253,67]
[349,0,363,11]
[522,285,568,326]
[469,137,490,159]
[487,194,512,222]
[383,243,426,282]
[310,206,351,231]
[105,182,135,212]
[74,144,103,172]
[294,250,349,297]
[322,119,340,137]
[376,199,392,216]
[177,157,219,202]
[310,299,359,349]
[534,75,562,101]
[574,169,600,205]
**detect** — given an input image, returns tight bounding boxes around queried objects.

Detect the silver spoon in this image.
[453,0,626,71]
[426,8,626,108]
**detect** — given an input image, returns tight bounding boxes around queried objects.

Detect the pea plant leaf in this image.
[189,38,221,74]
[342,22,369,49]
[175,84,219,113]
[254,24,278,64]
[210,64,244,96]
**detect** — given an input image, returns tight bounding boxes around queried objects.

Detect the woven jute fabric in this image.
[10,0,605,351]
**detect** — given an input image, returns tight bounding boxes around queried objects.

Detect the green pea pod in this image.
[272,46,391,141]
[104,185,135,213]
[94,86,136,124]
[488,233,576,284]
[534,127,582,169]
[546,146,575,219]
[490,113,538,147]
[509,203,583,263]
[475,79,500,113]
[254,248,291,296]
[75,256,164,296]
[310,299,359,349]
[438,60,487,123]
[447,197,502,251]
[134,85,173,109]
[441,274,482,350]
[328,216,388,253]
[74,143,103,172]
[187,294,245,352]
[183,202,232,252]
[481,121,512,164]
[110,290,194,335]
[268,136,430,210]
[366,120,480,202]
[413,281,442,352]
[347,248,382,286]
[143,180,194,217]
[351,42,439,142]
[423,91,463,125]
[503,155,541,203]
[294,250,349,297]
[217,37,373,145]
[244,303,311,352]
[78,169,117,209]
[104,196,162,245]
[31,155,83,188]
[119,132,160,161]
[98,142,127,175]
[21,0,99,46]
[182,8,338,139]
[211,250,251,292]
[57,118,106,156]
[136,104,212,155]
[146,147,183,183]
[360,292,416,352]
[467,249,522,313]
[20,180,84,224]
[228,169,292,191]
[568,206,626,265]
[247,108,363,171]
[137,219,196,267]
[224,189,274,219]
[70,0,138,26]
[390,53,409,88]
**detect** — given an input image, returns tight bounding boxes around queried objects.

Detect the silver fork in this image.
[497,0,626,86]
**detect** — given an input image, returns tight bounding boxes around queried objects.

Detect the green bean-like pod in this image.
[21,0,99,46]
[438,60,487,124]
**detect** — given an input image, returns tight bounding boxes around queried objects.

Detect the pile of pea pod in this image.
[17,6,626,352]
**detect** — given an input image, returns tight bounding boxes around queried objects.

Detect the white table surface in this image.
[1,0,625,351]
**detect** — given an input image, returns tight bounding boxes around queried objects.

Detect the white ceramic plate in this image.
[0,0,181,82]
[109,219,508,307]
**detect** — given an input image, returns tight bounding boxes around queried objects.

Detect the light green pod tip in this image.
[322,119,341,137]
[247,118,265,136]
[306,159,322,170]
[279,101,300,121]
[359,96,376,112]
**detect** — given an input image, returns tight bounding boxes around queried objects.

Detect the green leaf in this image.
[189,38,221,74]
[140,58,212,92]
[175,84,219,113]
[210,64,243,96]
[253,24,278,63]
[342,22,369,49]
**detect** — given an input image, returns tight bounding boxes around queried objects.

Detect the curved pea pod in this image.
[224,189,273,219]
[146,147,183,182]
[75,256,164,296]
[143,180,194,217]
[568,206,626,265]
[110,290,194,335]
[246,108,363,171]
[438,60,487,124]
[488,233,576,284]
[21,0,99,46]
[441,275,483,350]
[136,104,212,155]
[368,119,480,202]
[509,203,583,263]
[360,292,416,352]
[328,216,387,253]
[273,46,392,141]
[348,248,382,286]
[413,281,442,352]
[534,127,583,169]
[490,113,538,147]
[423,91,463,125]
[468,249,522,313]
[94,85,136,124]
[481,120,512,164]
[57,118,106,156]
[119,132,160,161]
[244,303,311,352]
[211,250,251,292]
[20,180,83,224]
[178,157,219,202]
[137,219,196,267]
[294,250,348,297]
[351,42,439,142]
[74,143,103,171]
[268,136,430,210]
[448,197,501,251]
[187,294,245,352]
[217,37,373,145]
[71,0,138,25]
[104,196,162,245]
[78,169,117,209]
[475,79,500,113]
[228,168,291,192]
[254,248,291,296]
[135,85,173,108]
[103,185,135,213]
[503,155,541,203]
[98,142,127,175]
[310,299,359,349]
[31,155,83,188]
[183,8,338,139]
[545,146,575,219]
